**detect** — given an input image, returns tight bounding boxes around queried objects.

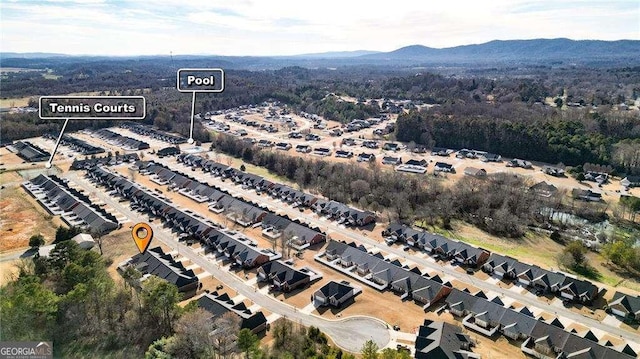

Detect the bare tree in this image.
[91,230,105,255]
[170,308,216,359]
[212,311,241,359]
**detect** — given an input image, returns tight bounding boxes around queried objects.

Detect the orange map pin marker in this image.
[132,222,153,254]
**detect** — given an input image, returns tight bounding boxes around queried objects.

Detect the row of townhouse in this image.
[23,174,119,234]
[120,122,187,144]
[71,153,139,170]
[10,140,51,162]
[446,289,636,359]
[320,240,452,309]
[118,246,199,299]
[86,166,281,268]
[176,154,377,227]
[482,252,599,304]
[383,223,490,268]
[385,224,599,304]
[197,291,268,334]
[138,161,326,247]
[256,260,319,292]
[43,133,105,155]
[92,129,150,150]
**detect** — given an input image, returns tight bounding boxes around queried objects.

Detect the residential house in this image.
[260,213,325,247]
[335,150,354,158]
[431,147,450,156]
[621,176,640,188]
[23,174,119,234]
[414,319,478,359]
[382,156,402,165]
[543,166,565,177]
[464,167,487,177]
[434,162,455,173]
[572,189,603,202]
[481,153,501,162]
[118,246,199,299]
[312,280,362,308]
[357,153,375,162]
[257,260,312,292]
[275,142,291,151]
[313,147,332,156]
[197,292,268,333]
[10,141,51,162]
[319,240,450,307]
[383,142,400,151]
[530,181,558,198]
[157,146,180,158]
[584,171,609,184]
[608,292,640,321]
[506,158,533,169]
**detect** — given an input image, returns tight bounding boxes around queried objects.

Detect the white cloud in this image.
[1,0,638,55]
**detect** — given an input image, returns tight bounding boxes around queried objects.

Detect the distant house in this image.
[464,167,486,177]
[406,159,427,167]
[10,141,51,162]
[481,153,501,162]
[414,319,478,359]
[23,174,119,234]
[506,158,532,169]
[530,181,558,198]
[362,140,379,149]
[383,142,400,151]
[572,188,603,202]
[433,162,455,173]
[396,159,428,174]
[608,292,640,321]
[584,171,609,184]
[257,139,273,147]
[382,156,402,165]
[621,176,640,188]
[313,147,332,156]
[312,280,362,308]
[275,142,291,151]
[431,147,450,156]
[157,146,180,158]
[335,150,354,158]
[543,166,565,177]
[341,138,356,146]
[357,153,375,162]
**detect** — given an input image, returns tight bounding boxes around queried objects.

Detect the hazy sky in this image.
[2,0,639,56]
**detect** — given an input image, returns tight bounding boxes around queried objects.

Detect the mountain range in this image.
[2,38,639,68]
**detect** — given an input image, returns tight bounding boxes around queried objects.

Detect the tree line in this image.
[396,104,640,173]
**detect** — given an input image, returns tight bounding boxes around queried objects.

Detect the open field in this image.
[0,259,23,286]
[0,177,63,252]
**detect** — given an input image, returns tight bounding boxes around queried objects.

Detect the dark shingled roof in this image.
[197,293,267,333]
[414,319,475,359]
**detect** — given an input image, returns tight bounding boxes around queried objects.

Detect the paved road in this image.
[66,171,390,353]
[150,157,640,345]
[0,248,34,262]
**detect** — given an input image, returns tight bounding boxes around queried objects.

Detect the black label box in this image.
[177,68,225,92]
[39,96,146,120]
